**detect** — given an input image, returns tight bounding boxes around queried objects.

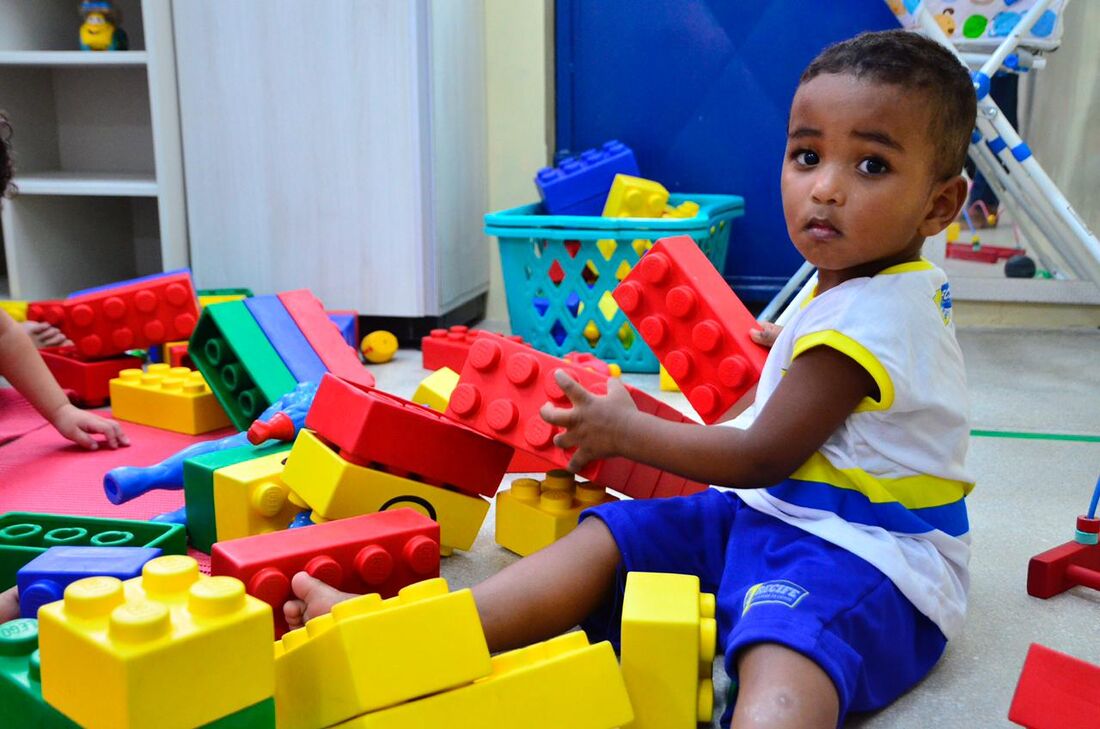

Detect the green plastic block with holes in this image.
[0,512,187,591]
[190,300,298,430]
[184,442,293,553]
[0,619,80,729]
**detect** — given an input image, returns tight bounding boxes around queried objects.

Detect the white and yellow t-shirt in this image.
[733,260,974,639]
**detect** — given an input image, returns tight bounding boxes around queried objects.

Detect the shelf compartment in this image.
[0,50,148,67]
[13,171,157,197]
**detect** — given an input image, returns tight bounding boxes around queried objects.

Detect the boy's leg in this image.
[731,643,839,729]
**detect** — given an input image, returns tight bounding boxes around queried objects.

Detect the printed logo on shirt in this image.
[742,580,809,614]
[933,282,953,326]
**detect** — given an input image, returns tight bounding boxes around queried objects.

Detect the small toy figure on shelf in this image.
[79,1,128,51]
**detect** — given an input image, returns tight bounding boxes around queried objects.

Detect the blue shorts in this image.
[580,488,947,727]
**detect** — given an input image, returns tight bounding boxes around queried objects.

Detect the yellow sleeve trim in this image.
[877,258,934,276]
[792,330,895,412]
[792,452,974,509]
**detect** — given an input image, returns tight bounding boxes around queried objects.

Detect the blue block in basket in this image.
[486,193,744,373]
[535,140,639,216]
[244,296,328,384]
[17,546,163,618]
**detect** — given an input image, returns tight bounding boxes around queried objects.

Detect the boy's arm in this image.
[542,345,874,488]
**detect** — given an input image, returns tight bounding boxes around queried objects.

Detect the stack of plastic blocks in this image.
[614,235,769,424]
[36,555,275,729]
[534,140,640,216]
[109,363,231,434]
[621,572,718,728]
[280,373,513,554]
[190,289,374,430]
[495,470,618,557]
[445,332,707,500]
[39,346,143,408]
[211,509,440,637]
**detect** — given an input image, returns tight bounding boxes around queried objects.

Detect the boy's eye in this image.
[858,158,889,175]
[794,150,819,166]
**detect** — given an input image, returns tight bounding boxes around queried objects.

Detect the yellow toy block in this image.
[281,429,490,553]
[602,174,670,218]
[109,364,231,435]
[213,450,299,542]
[198,293,248,308]
[0,300,29,322]
[334,631,633,729]
[411,366,459,413]
[495,471,618,557]
[360,330,398,364]
[663,200,701,219]
[621,572,717,729]
[37,555,274,729]
[274,578,491,729]
[659,365,681,392]
[157,339,188,363]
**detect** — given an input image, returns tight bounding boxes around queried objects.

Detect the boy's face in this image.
[781,73,961,281]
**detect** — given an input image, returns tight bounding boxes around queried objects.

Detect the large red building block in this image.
[305,373,513,499]
[1008,643,1100,728]
[277,290,375,390]
[39,346,143,407]
[422,326,525,373]
[613,235,768,424]
[26,300,66,328]
[210,509,440,638]
[60,271,200,358]
[1026,539,1100,598]
[446,333,707,500]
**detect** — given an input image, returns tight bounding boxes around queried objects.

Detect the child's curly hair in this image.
[1,111,14,199]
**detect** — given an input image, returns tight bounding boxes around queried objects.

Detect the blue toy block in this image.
[327,312,358,350]
[535,140,639,216]
[68,268,194,298]
[244,296,328,383]
[16,546,163,618]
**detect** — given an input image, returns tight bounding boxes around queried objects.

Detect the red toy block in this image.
[39,346,143,407]
[422,326,525,372]
[613,235,768,424]
[946,242,1026,264]
[60,272,200,358]
[506,449,559,474]
[26,300,66,328]
[277,290,375,390]
[305,373,513,499]
[210,509,440,638]
[1026,539,1100,598]
[166,341,192,369]
[1008,643,1100,728]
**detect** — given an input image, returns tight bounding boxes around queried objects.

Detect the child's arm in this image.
[541,344,874,488]
[0,311,128,450]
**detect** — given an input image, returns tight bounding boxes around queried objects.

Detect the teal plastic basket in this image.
[485,194,744,372]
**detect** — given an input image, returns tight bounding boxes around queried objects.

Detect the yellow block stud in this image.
[495,471,618,557]
[212,450,299,542]
[621,572,717,728]
[37,556,274,729]
[334,632,634,729]
[281,429,490,552]
[602,174,670,218]
[0,300,29,322]
[109,364,231,434]
[198,293,248,308]
[659,365,681,392]
[274,578,491,729]
[663,200,700,219]
[411,366,459,412]
[361,330,399,364]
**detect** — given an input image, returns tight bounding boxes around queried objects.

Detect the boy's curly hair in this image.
[801,30,977,180]
[0,111,14,199]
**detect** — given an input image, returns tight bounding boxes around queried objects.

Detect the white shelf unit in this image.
[0,0,186,299]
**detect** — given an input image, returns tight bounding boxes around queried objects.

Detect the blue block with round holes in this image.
[16,546,163,618]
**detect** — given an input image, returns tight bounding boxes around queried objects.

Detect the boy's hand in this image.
[539,369,638,472]
[50,404,130,450]
[749,321,783,349]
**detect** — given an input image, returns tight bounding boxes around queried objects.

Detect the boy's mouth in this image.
[804,216,842,240]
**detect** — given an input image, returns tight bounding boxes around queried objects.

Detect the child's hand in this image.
[50,404,130,450]
[539,369,638,472]
[750,321,783,349]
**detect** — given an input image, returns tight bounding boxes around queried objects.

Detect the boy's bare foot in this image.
[22,321,71,349]
[0,586,20,623]
[282,572,359,631]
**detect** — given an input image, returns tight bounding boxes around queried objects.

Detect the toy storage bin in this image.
[485,194,744,372]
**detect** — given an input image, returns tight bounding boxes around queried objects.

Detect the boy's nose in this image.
[810,169,845,206]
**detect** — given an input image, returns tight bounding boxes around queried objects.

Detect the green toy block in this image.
[197,288,255,298]
[190,301,298,430]
[0,620,80,729]
[184,442,293,553]
[0,513,187,591]
[201,697,275,728]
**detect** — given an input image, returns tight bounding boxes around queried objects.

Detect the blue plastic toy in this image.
[534,140,639,216]
[17,546,161,618]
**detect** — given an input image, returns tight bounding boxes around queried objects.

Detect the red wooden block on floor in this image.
[39,346,143,407]
[278,289,375,389]
[1008,643,1100,728]
[614,235,768,424]
[305,373,513,499]
[27,300,66,328]
[1026,539,1100,598]
[210,509,440,637]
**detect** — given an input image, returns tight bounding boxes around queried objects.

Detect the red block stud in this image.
[27,300,66,327]
[1008,643,1100,728]
[247,411,296,445]
[613,235,768,424]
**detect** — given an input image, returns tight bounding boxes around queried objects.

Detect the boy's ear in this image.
[919,175,968,237]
